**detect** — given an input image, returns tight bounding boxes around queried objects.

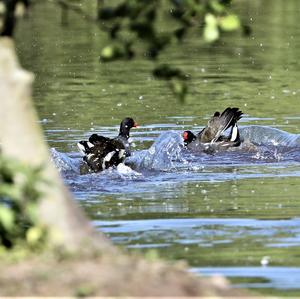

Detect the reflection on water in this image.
[15,0,300,295]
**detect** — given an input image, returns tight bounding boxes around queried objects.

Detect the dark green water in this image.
[15,0,300,295]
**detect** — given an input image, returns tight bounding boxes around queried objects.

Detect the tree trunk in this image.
[0,38,112,252]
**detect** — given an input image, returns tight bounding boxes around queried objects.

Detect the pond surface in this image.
[16,0,300,295]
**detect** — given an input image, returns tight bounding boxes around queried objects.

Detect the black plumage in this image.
[78,117,138,173]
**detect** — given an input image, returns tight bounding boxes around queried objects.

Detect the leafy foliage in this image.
[98,0,249,101]
[0,153,47,251]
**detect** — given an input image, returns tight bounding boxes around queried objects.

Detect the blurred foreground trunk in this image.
[0,38,111,252]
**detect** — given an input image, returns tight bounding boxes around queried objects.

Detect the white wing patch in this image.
[87,142,94,148]
[77,142,87,155]
[230,124,238,141]
[118,149,126,159]
[102,151,116,170]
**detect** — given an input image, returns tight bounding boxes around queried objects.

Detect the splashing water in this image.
[126,131,184,171]
[50,148,80,174]
[240,126,300,147]
[51,126,300,178]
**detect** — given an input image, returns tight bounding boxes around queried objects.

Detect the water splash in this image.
[116,164,143,179]
[50,148,80,174]
[240,126,300,147]
[51,126,300,178]
[126,131,184,171]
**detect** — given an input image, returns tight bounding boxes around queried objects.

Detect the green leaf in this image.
[0,154,47,250]
[0,184,22,201]
[203,14,219,43]
[100,46,117,62]
[203,25,219,42]
[219,14,240,31]
[0,206,15,231]
[209,0,225,13]
[26,226,43,245]
[100,44,134,62]
[205,13,218,27]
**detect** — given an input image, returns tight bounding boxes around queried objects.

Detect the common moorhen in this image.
[78,117,138,173]
[183,107,243,152]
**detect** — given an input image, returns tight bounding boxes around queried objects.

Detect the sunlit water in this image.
[15,0,300,295]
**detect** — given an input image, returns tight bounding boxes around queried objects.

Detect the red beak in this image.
[183,132,188,140]
[133,122,139,128]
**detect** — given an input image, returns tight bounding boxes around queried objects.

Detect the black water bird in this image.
[183,107,243,152]
[78,117,138,173]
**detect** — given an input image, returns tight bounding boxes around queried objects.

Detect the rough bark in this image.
[0,38,111,252]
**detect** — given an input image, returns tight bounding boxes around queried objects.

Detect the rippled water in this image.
[15,0,300,295]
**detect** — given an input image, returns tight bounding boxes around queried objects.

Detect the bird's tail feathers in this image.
[212,107,243,142]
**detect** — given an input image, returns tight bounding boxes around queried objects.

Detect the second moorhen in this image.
[183,107,243,152]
